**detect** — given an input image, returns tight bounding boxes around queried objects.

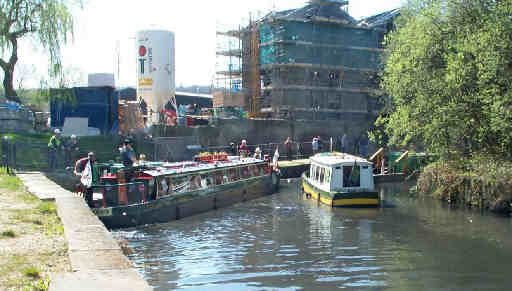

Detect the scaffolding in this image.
[215,1,394,120]
[215,10,269,114]
[214,23,243,108]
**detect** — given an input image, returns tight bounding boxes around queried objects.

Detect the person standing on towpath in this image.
[48,129,63,170]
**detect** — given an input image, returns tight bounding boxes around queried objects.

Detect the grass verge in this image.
[0,169,70,290]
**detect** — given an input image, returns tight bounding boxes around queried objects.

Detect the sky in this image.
[19,0,403,89]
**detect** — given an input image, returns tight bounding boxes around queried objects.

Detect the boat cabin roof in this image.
[142,157,265,177]
[310,152,372,167]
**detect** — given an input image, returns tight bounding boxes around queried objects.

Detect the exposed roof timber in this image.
[309,0,349,5]
[358,8,401,28]
[257,1,357,26]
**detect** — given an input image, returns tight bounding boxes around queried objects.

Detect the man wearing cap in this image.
[48,129,63,170]
[65,134,80,167]
[120,139,137,167]
[74,152,97,207]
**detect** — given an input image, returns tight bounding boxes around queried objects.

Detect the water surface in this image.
[118,181,512,290]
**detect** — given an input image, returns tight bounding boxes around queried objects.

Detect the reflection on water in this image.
[117,180,512,290]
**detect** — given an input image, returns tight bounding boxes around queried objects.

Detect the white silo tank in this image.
[136,29,175,125]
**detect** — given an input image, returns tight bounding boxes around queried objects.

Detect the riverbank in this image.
[14,171,152,291]
[0,169,70,290]
[417,156,512,214]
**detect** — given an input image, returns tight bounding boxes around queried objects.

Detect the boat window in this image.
[343,165,361,187]
[319,167,325,183]
[251,165,260,177]
[223,170,230,183]
[325,168,331,184]
[148,179,156,200]
[188,175,202,190]
[263,164,271,174]
[214,170,224,185]
[315,166,320,181]
[241,166,250,179]
[258,164,265,176]
[171,176,189,193]
[157,177,169,197]
[229,168,240,182]
[201,174,213,188]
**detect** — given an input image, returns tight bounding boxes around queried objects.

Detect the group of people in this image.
[226,133,371,162]
[311,133,369,157]
[47,129,80,170]
[47,128,141,208]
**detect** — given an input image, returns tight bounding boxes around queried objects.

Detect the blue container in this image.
[50,86,117,134]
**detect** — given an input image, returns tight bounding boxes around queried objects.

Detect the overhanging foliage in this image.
[377,0,512,160]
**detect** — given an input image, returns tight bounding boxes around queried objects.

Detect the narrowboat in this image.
[90,155,280,229]
[302,152,380,207]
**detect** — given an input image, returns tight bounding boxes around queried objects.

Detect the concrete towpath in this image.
[16,172,152,291]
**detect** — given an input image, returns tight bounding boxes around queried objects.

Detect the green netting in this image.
[261,43,381,68]
[259,21,381,67]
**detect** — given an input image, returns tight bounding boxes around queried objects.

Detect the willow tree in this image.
[377,0,512,160]
[0,0,78,103]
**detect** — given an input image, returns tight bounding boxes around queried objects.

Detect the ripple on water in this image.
[118,183,512,290]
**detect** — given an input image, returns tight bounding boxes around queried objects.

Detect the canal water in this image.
[117,181,512,290]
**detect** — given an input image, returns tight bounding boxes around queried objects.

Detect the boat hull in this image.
[93,173,279,229]
[302,174,380,207]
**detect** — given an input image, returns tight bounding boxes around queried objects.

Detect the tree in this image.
[377,0,512,160]
[0,0,79,103]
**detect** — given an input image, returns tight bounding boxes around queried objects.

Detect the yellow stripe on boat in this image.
[303,180,379,207]
[332,198,379,206]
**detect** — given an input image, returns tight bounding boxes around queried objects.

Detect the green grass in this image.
[7,203,63,236]
[31,277,50,291]
[1,229,16,238]
[38,202,57,215]
[22,266,41,278]
[18,191,40,204]
[0,168,23,191]
[0,253,55,290]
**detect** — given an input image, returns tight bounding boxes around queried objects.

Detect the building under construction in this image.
[215,0,398,120]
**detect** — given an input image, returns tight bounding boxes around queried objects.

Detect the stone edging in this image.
[16,172,152,291]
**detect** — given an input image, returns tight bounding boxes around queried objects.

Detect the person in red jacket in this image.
[239,139,249,158]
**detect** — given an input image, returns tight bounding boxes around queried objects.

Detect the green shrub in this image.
[22,266,40,278]
[1,229,16,238]
[417,155,512,212]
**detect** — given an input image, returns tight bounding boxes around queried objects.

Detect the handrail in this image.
[395,151,409,164]
[395,150,409,173]
[91,182,144,188]
[369,147,384,162]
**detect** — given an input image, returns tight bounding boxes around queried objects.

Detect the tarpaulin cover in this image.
[50,87,117,134]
